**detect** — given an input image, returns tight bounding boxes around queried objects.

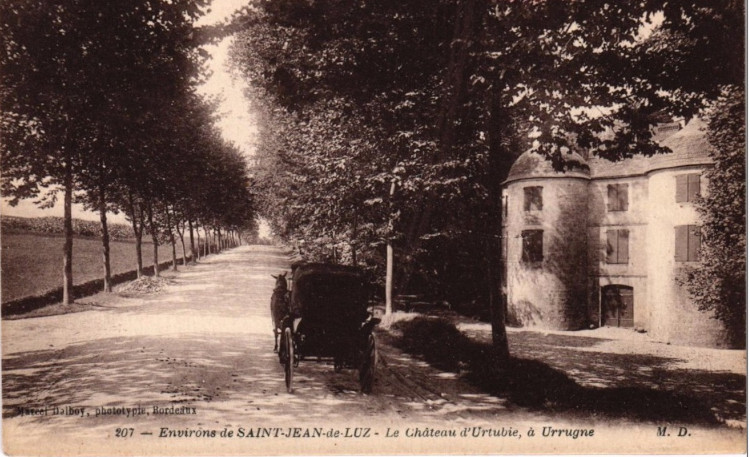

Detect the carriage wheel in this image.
[359,333,377,394]
[283,327,294,393]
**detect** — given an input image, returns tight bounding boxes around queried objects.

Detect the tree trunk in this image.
[482,70,513,364]
[179,234,187,265]
[188,219,197,262]
[128,192,144,278]
[99,182,112,292]
[201,227,205,255]
[62,157,74,305]
[386,241,394,316]
[385,180,396,316]
[195,222,202,260]
[165,208,177,271]
[204,227,210,256]
[147,203,159,277]
[171,234,178,271]
[177,218,187,265]
[217,228,223,251]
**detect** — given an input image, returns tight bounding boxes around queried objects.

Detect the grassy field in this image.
[1,233,156,303]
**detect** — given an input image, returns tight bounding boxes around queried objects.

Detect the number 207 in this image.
[115,428,134,438]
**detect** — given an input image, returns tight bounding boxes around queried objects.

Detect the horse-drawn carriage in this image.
[271,263,380,393]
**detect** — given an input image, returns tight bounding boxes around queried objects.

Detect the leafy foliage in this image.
[684,85,746,347]
[1,0,258,295]
[233,0,741,290]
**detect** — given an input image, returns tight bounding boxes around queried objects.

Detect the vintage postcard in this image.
[1,0,746,455]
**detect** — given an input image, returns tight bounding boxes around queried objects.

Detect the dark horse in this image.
[270,272,290,352]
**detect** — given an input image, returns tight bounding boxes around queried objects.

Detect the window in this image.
[606,229,629,264]
[675,225,701,262]
[521,230,543,263]
[607,184,629,211]
[523,186,543,211]
[502,195,508,218]
[676,174,701,203]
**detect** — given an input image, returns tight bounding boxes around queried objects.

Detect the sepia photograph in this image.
[0,0,746,455]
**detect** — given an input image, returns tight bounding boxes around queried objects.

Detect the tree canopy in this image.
[1,0,257,299]
[231,0,744,354]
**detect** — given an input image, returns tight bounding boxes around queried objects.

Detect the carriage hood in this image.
[290,263,370,320]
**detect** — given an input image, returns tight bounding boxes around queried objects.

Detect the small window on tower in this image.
[523,186,543,211]
[521,230,544,263]
[607,184,629,211]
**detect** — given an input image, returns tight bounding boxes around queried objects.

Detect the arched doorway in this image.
[601,285,634,328]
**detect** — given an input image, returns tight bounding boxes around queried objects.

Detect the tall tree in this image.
[683,86,746,347]
[1,0,212,297]
[2,0,96,303]
[232,0,744,361]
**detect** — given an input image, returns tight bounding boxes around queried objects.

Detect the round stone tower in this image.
[502,151,590,330]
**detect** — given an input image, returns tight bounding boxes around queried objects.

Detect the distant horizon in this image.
[1,198,272,238]
[1,198,130,225]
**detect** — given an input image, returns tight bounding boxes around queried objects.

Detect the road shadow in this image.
[388,317,745,425]
[2,331,392,433]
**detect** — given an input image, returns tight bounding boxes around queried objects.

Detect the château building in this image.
[501,120,729,347]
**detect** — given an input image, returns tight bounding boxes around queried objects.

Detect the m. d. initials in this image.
[657,426,690,437]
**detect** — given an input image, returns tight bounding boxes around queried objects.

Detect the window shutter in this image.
[676,175,688,202]
[523,188,530,211]
[619,229,629,263]
[607,185,616,211]
[531,230,544,262]
[521,230,531,262]
[620,185,629,211]
[688,174,701,202]
[675,225,688,261]
[688,225,701,261]
[606,230,617,263]
[537,189,543,210]
[533,187,543,210]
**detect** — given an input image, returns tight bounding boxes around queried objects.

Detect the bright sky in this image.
[197,37,257,159]
[2,0,263,234]
[196,0,257,159]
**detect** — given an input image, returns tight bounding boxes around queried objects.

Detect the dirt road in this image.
[2,246,744,455]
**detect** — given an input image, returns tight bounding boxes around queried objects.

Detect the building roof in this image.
[645,118,714,173]
[507,120,713,183]
[505,150,590,183]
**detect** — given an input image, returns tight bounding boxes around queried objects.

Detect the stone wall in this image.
[505,177,589,330]
[646,168,729,347]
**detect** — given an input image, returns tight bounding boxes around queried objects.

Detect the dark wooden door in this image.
[601,285,634,328]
